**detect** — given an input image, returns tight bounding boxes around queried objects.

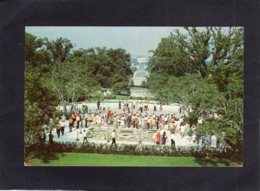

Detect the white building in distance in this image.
[133,69,149,86]
[137,57,148,64]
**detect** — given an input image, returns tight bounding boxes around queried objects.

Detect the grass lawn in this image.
[29,153,240,167]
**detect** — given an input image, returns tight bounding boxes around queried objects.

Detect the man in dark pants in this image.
[119,100,121,109]
[127,114,132,128]
[85,117,88,128]
[83,130,88,145]
[56,126,61,138]
[60,120,65,136]
[110,129,116,149]
[170,133,176,149]
[97,100,100,110]
[49,131,54,145]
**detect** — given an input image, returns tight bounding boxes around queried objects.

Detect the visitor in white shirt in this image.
[210,134,217,148]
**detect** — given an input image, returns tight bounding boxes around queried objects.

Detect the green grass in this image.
[29,153,237,167]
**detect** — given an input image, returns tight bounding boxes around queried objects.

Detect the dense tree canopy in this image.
[25,32,132,145]
[149,27,243,78]
[148,27,244,153]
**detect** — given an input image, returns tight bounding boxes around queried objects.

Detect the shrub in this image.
[25,141,236,162]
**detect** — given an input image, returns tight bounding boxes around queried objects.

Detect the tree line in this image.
[147,27,243,157]
[25,32,132,144]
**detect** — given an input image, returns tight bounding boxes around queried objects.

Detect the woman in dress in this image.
[161,131,167,145]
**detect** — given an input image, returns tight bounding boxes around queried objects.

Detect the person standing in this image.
[101,116,105,126]
[61,120,65,136]
[156,117,160,130]
[102,103,105,112]
[210,134,217,148]
[76,114,80,129]
[119,100,121,109]
[56,125,61,138]
[180,123,186,138]
[135,115,139,129]
[153,104,157,112]
[69,117,74,132]
[84,105,88,114]
[107,110,112,125]
[155,130,161,145]
[83,130,88,145]
[132,114,136,128]
[84,113,88,128]
[96,114,101,128]
[111,129,116,148]
[48,131,54,145]
[39,129,46,145]
[97,100,100,110]
[187,127,193,141]
[121,115,125,128]
[170,133,175,148]
[127,114,132,128]
[140,104,143,113]
[161,131,167,145]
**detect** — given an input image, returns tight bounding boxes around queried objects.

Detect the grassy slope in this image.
[30,153,235,167]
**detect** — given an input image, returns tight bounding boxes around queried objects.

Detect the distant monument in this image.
[133,57,149,86]
[133,70,149,86]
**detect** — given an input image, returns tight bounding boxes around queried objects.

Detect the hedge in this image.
[25,141,239,163]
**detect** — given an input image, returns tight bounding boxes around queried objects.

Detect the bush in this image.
[25,141,237,162]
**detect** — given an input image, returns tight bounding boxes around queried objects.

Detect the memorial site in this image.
[24,27,244,166]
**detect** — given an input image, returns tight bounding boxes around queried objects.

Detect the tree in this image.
[148,27,244,154]
[45,37,73,64]
[49,60,100,103]
[25,33,44,66]
[74,47,132,92]
[141,80,147,87]
[112,81,130,95]
[149,27,244,78]
[25,67,59,145]
[149,37,194,77]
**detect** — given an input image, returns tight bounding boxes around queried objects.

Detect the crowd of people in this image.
[37,100,222,149]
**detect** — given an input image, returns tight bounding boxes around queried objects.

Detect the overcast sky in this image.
[25,26,189,57]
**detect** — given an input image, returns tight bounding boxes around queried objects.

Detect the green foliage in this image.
[112,81,130,95]
[26,142,235,161]
[45,37,73,63]
[149,27,243,78]
[148,27,244,153]
[72,47,131,92]
[49,60,100,102]
[141,81,147,87]
[25,64,59,145]
[25,33,132,147]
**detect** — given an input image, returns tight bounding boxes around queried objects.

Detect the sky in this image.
[25,26,188,57]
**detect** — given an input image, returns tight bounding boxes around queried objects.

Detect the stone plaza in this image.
[49,101,197,147]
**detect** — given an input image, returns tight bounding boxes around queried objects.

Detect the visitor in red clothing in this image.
[155,130,161,145]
